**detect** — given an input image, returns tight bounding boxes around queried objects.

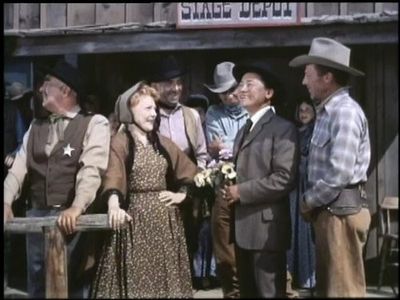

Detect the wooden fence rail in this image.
[4,214,114,298]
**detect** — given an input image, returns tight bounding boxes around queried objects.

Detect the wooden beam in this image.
[44,226,68,298]
[13,3,20,30]
[6,22,398,57]
[4,214,113,233]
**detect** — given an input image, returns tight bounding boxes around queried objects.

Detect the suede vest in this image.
[181,106,198,164]
[27,113,93,208]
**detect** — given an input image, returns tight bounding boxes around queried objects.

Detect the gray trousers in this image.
[235,245,286,298]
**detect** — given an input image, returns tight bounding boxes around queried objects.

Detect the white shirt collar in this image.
[63,105,81,119]
[249,105,275,131]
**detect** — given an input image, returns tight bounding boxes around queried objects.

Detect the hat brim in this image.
[37,65,83,94]
[150,69,186,83]
[204,79,237,93]
[234,64,281,90]
[289,55,365,76]
[11,90,33,101]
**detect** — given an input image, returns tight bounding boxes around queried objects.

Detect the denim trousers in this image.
[26,208,90,298]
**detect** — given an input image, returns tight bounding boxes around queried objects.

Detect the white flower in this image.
[194,172,206,187]
[221,162,236,180]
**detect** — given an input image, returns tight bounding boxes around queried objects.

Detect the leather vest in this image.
[27,113,93,208]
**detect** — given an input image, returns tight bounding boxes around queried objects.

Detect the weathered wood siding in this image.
[4,3,398,30]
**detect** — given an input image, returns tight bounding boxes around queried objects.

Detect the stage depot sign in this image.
[177,2,301,28]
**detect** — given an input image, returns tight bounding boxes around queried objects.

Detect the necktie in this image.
[47,114,65,144]
[49,114,63,124]
[238,119,253,149]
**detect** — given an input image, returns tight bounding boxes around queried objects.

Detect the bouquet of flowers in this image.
[194,149,237,189]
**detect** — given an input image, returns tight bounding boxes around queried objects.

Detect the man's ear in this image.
[61,84,71,96]
[265,88,274,102]
[323,72,334,84]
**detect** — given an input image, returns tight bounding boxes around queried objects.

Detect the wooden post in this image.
[44,226,68,298]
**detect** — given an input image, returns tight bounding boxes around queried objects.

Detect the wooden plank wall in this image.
[5,3,398,30]
[363,43,398,281]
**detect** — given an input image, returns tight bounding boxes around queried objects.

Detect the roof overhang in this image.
[4,21,398,57]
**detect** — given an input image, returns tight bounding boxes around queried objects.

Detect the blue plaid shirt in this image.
[304,87,371,208]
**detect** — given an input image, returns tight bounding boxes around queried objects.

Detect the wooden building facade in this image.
[3,2,399,288]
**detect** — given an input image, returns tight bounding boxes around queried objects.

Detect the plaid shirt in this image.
[304,87,371,208]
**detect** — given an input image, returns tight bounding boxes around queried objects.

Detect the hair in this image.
[129,83,160,107]
[314,65,350,86]
[295,99,316,124]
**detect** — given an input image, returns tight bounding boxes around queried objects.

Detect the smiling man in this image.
[3,60,110,298]
[222,61,298,298]
[148,55,208,287]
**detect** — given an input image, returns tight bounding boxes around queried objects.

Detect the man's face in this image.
[236,72,273,115]
[302,64,328,103]
[218,87,240,106]
[153,77,183,106]
[39,75,65,112]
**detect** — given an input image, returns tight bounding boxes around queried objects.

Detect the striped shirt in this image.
[304,87,371,208]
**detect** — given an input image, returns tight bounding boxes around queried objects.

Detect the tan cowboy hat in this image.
[205,61,237,93]
[289,37,364,76]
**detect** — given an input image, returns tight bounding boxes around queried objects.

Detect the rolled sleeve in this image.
[4,125,31,206]
[72,114,110,212]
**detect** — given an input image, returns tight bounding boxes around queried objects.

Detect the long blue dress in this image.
[287,122,316,289]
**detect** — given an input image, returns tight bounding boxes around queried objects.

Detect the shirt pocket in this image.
[311,132,330,148]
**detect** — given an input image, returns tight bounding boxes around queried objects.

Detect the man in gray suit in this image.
[222,61,298,298]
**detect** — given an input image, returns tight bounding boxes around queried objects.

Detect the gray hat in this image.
[205,62,237,93]
[289,37,364,76]
[114,81,144,124]
[6,81,33,101]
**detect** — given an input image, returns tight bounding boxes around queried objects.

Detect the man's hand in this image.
[4,153,16,168]
[300,198,316,223]
[57,206,83,235]
[221,184,240,206]
[208,137,226,159]
[4,203,14,226]
[159,191,186,207]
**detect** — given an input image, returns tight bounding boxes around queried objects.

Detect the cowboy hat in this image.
[186,94,209,111]
[6,81,33,101]
[38,60,86,96]
[233,60,281,90]
[114,81,144,124]
[205,62,237,93]
[289,37,364,76]
[146,55,186,83]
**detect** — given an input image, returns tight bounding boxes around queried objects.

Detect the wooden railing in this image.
[4,214,113,298]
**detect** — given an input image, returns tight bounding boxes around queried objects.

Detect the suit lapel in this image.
[240,109,274,150]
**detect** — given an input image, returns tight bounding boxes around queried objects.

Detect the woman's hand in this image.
[159,191,186,207]
[108,194,132,230]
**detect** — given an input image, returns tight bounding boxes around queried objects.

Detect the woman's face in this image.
[130,95,157,132]
[298,102,315,125]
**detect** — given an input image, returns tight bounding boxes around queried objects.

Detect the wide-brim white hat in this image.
[289,37,364,76]
[204,61,237,93]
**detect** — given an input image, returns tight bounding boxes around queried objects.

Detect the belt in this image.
[345,182,365,189]
[31,203,63,209]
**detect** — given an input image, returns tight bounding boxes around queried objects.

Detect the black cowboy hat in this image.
[38,60,85,97]
[186,94,209,112]
[233,60,281,91]
[146,55,186,83]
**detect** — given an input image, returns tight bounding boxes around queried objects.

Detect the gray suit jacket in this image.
[233,109,299,251]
